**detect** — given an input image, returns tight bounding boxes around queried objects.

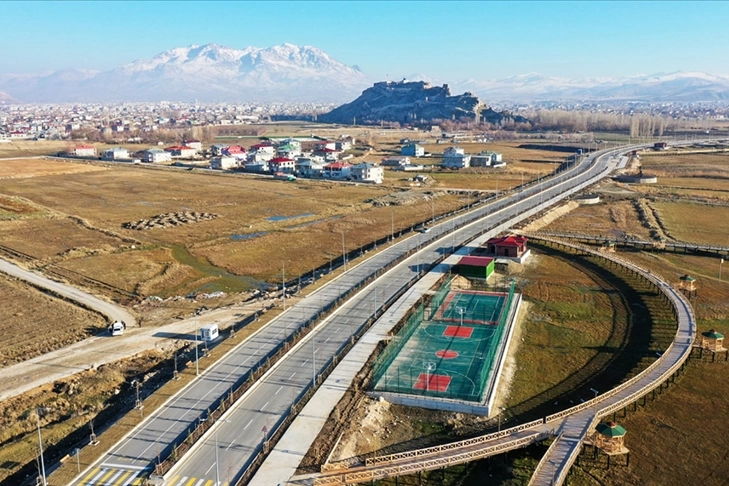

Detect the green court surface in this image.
[372,287,513,402]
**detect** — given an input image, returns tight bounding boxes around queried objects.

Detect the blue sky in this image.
[3,1,728,79]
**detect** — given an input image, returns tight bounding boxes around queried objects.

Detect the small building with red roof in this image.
[182,139,202,151]
[484,235,529,259]
[165,145,197,158]
[74,144,96,157]
[268,157,295,173]
[455,256,494,280]
[322,162,352,180]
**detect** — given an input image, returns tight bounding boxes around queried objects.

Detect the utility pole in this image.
[391,209,395,243]
[36,409,47,486]
[282,260,286,310]
[195,319,199,377]
[341,231,347,272]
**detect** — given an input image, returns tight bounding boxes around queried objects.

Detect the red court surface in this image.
[412,373,452,392]
[443,325,474,338]
[435,350,459,359]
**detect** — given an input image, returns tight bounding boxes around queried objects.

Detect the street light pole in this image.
[391,208,394,244]
[195,319,199,377]
[36,409,47,486]
[341,231,346,272]
[282,260,286,310]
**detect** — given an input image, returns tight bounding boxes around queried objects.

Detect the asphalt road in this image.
[72,145,637,486]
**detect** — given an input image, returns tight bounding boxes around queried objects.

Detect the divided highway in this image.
[72,145,637,486]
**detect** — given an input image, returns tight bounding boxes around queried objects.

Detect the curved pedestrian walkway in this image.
[302,235,696,486]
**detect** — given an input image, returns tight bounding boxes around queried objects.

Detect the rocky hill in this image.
[319,80,487,125]
[318,80,528,125]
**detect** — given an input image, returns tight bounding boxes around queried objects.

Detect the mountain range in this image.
[1,43,729,103]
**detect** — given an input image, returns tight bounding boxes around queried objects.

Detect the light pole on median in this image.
[341,231,347,272]
[282,260,286,310]
[36,408,47,486]
[213,418,230,486]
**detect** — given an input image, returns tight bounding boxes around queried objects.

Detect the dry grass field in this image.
[651,201,729,246]
[0,272,106,367]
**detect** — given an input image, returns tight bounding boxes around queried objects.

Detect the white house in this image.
[210,156,238,170]
[381,156,411,167]
[223,145,247,161]
[165,146,197,158]
[350,162,384,184]
[74,144,96,157]
[295,157,325,178]
[182,139,203,151]
[401,143,425,157]
[102,147,129,160]
[268,157,296,173]
[244,159,269,173]
[322,162,352,180]
[315,141,337,151]
[210,144,228,156]
[471,151,503,167]
[144,148,172,163]
[442,147,470,169]
[248,144,276,162]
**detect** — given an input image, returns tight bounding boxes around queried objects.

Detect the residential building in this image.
[268,157,296,173]
[485,235,529,258]
[315,141,337,151]
[222,145,247,160]
[182,139,203,151]
[276,143,301,159]
[401,143,424,157]
[165,146,197,158]
[350,162,384,184]
[248,143,276,162]
[210,144,228,156]
[322,162,352,180]
[210,155,238,170]
[394,164,426,172]
[244,159,269,173]
[143,148,172,163]
[101,147,129,160]
[471,151,503,167]
[74,144,96,157]
[335,139,352,151]
[295,157,325,178]
[381,156,411,167]
[442,146,470,168]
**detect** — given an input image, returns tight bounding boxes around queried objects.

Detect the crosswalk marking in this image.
[77,468,143,486]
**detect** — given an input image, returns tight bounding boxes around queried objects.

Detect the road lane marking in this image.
[97,469,117,484]
[275,386,283,395]
[100,463,149,471]
[184,477,199,486]
[262,401,269,410]
[244,419,253,430]
[226,439,235,451]
[205,461,215,474]
[289,372,296,379]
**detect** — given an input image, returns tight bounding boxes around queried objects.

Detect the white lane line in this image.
[120,471,141,486]
[289,372,296,379]
[173,477,188,486]
[261,401,269,411]
[226,439,235,451]
[275,386,283,395]
[104,470,125,485]
[205,461,215,475]
[244,419,253,430]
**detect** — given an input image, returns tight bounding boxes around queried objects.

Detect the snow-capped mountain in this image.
[0,43,369,103]
[455,71,729,102]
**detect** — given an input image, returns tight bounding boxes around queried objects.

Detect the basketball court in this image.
[372,281,518,403]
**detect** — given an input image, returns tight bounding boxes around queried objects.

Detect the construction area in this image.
[371,277,519,413]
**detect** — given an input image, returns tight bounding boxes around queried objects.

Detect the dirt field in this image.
[0,272,106,367]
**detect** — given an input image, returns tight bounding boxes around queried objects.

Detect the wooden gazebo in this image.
[600,240,616,253]
[678,274,697,297]
[592,421,630,468]
[696,329,728,361]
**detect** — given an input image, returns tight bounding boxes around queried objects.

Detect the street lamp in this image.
[590,387,599,417]
[36,409,47,486]
[497,406,506,433]
[457,307,465,327]
[341,231,347,272]
[282,260,286,310]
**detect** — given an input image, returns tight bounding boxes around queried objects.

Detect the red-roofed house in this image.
[455,256,494,279]
[268,157,295,173]
[485,235,528,258]
[223,145,246,160]
[323,162,352,180]
[74,144,96,157]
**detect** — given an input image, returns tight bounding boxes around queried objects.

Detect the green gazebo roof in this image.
[702,329,725,340]
[596,422,626,437]
[679,275,696,282]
